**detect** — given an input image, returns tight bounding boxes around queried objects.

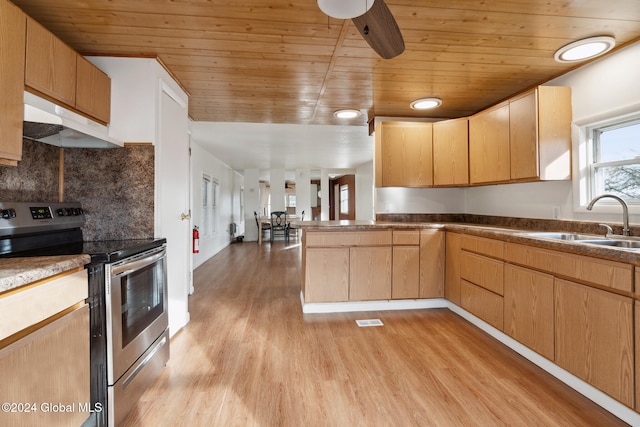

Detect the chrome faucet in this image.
[586,194,630,236]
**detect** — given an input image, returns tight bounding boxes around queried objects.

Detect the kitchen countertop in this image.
[0,254,91,292]
[297,220,640,265]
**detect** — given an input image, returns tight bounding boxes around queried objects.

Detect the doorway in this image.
[329,175,355,220]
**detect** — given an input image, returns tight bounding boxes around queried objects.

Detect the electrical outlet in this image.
[552,206,560,219]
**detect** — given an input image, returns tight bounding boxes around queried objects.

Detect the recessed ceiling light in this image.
[410,97,442,110]
[554,36,616,63]
[334,109,361,119]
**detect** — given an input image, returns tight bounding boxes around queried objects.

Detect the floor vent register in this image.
[355,319,384,327]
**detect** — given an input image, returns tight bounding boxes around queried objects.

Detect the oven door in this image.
[105,245,168,384]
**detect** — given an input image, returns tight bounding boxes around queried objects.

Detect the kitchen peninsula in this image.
[298,218,640,424]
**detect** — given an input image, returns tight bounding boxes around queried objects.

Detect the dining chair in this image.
[270,211,289,243]
[254,211,270,242]
[288,210,304,240]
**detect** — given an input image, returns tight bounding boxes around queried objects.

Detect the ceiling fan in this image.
[318,0,405,59]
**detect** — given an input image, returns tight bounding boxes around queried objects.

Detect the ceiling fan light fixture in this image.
[410,97,442,110]
[334,109,361,119]
[317,0,375,19]
[554,36,615,62]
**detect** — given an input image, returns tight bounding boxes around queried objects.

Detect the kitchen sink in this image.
[520,232,606,241]
[580,239,640,249]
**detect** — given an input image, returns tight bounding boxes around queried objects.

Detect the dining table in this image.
[258,214,299,244]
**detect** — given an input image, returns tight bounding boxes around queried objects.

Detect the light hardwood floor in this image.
[122,241,628,426]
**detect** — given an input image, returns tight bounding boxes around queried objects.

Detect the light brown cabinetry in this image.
[25,17,77,107]
[391,230,420,299]
[419,229,445,298]
[0,304,90,427]
[303,230,392,303]
[432,118,469,186]
[555,278,633,407]
[76,55,111,123]
[469,86,571,184]
[509,86,571,181]
[0,0,27,165]
[459,234,505,330]
[469,101,511,184]
[351,246,392,301]
[304,247,350,302]
[444,232,462,304]
[503,264,554,360]
[24,16,111,125]
[375,121,433,187]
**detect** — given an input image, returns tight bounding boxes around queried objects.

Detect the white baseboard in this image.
[299,292,640,426]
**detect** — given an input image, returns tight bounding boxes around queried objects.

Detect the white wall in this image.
[190,141,239,269]
[356,161,375,220]
[295,169,311,219]
[376,187,466,214]
[243,169,261,241]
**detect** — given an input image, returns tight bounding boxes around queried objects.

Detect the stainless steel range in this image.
[0,201,169,427]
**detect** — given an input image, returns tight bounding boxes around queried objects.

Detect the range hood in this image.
[23,91,123,148]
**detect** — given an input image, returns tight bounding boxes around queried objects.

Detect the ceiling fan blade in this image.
[352,0,405,59]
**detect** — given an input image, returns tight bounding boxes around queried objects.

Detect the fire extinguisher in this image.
[193,226,200,254]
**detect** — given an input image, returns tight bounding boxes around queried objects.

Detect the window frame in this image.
[585,116,640,205]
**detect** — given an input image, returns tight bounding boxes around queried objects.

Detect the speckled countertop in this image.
[0,255,90,292]
[297,220,640,265]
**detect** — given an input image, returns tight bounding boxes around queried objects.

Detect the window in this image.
[340,184,349,214]
[201,174,219,236]
[589,119,640,202]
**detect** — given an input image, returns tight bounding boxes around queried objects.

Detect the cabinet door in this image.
[555,278,633,406]
[509,90,538,180]
[504,264,554,360]
[0,1,26,164]
[0,304,90,427]
[350,246,392,301]
[392,246,420,299]
[419,229,444,298]
[433,118,469,186]
[76,55,111,123]
[444,232,462,304]
[25,17,77,107]
[304,247,349,302]
[469,102,510,184]
[377,122,433,187]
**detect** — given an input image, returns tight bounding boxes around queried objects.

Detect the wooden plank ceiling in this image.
[12,0,640,126]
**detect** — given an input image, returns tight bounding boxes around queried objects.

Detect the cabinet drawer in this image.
[460,279,504,330]
[393,229,420,245]
[0,269,88,341]
[460,234,504,258]
[460,251,504,295]
[505,243,632,293]
[305,230,392,247]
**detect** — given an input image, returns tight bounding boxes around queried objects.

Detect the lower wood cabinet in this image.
[351,246,392,301]
[419,229,445,298]
[503,263,554,360]
[445,232,462,304]
[555,278,634,407]
[0,304,90,427]
[304,247,349,303]
[392,245,420,299]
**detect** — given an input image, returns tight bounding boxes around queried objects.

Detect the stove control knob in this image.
[1,208,16,219]
[56,208,68,216]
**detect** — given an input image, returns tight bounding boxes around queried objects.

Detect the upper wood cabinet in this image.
[469,86,571,184]
[375,121,433,187]
[25,17,77,107]
[24,17,111,125]
[469,101,511,184]
[0,0,27,165]
[76,55,111,123]
[510,86,572,181]
[433,118,469,186]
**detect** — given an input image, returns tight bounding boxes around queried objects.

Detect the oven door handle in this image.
[112,249,166,277]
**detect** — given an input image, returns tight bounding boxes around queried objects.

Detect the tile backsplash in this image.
[0,139,154,240]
